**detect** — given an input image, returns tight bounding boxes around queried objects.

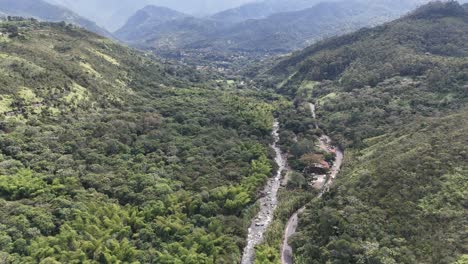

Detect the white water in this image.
[241,121,287,264]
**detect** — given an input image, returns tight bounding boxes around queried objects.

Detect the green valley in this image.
[0,1,466,264]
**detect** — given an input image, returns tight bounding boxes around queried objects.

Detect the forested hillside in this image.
[272,1,468,147]
[266,1,468,263]
[0,20,277,263]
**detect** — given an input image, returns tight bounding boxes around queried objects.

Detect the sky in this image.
[45,0,259,31]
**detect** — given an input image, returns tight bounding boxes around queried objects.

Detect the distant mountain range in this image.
[44,0,257,31]
[0,0,111,37]
[0,0,444,54]
[210,0,330,24]
[114,6,226,50]
[115,0,432,53]
[44,0,151,32]
[115,6,191,42]
[204,0,431,51]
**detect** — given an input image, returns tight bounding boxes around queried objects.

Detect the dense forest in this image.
[0,1,467,264]
[0,20,280,263]
[262,1,467,263]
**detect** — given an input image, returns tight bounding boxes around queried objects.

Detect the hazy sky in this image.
[46,0,259,31]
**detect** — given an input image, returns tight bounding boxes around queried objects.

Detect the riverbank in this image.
[243,101,344,264]
[241,121,287,264]
[254,189,314,263]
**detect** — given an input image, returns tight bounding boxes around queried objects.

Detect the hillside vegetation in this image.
[266,1,468,263]
[1,1,467,264]
[0,20,277,263]
[272,0,468,147]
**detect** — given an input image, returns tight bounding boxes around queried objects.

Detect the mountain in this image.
[198,0,431,52]
[115,6,191,43]
[114,5,229,51]
[210,0,329,24]
[0,19,277,263]
[117,0,433,55]
[0,0,111,37]
[44,0,256,31]
[44,0,150,32]
[266,1,468,263]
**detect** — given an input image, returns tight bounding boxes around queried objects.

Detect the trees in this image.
[454,255,468,264]
[287,172,306,189]
[0,170,46,200]
[5,24,19,38]
[292,112,468,264]
[268,3,468,263]
[0,20,280,263]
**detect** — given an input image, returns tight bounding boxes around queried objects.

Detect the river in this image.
[241,120,287,264]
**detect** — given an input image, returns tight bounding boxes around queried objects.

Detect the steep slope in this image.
[0,19,277,263]
[115,5,190,41]
[115,6,228,51]
[267,1,467,263]
[0,0,111,37]
[118,0,431,55]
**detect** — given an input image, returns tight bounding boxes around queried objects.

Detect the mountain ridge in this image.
[209,0,327,24]
[116,0,435,55]
[44,0,257,31]
[0,0,112,37]
[115,5,190,41]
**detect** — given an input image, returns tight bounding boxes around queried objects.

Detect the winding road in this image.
[241,121,287,264]
[280,103,344,264]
